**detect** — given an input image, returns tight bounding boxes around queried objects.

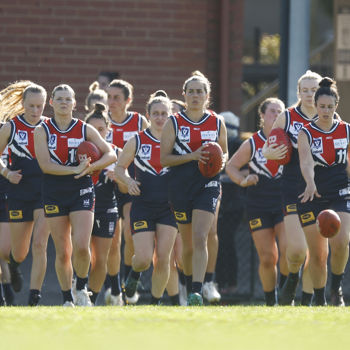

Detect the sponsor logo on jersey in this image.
[311,137,323,154]
[17,131,28,145]
[179,126,190,142]
[300,212,315,224]
[140,144,152,160]
[68,138,84,148]
[286,204,297,213]
[249,218,262,230]
[9,210,23,220]
[333,138,348,149]
[291,122,303,138]
[80,187,93,196]
[174,211,187,222]
[257,149,267,164]
[48,134,57,150]
[133,220,148,230]
[44,205,59,214]
[123,131,138,142]
[201,130,217,141]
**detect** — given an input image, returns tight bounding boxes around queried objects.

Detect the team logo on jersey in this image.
[9,210,23,220]
[106,130,113,143]
[201,130,217,141]
[17,131,28,145]
[48,134,57,150]
[179,127,190,142]
[249,218,262,230]
[291,122,303,138]
[311,137,323,154]
[256,149,267,164]
[133,221,148,230]
[83,199,90,207]
[140,144,152,160]
[285,204,297,213]
[123,131,138,142]
[44,205,59,214]
[300,212,315,224]
[174,211,187,222]
[333,138,347,149]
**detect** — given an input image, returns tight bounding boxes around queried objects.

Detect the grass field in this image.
[1,306,350,350]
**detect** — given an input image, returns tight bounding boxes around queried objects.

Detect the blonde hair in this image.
[146,90,172,116]
[0,80,47,122]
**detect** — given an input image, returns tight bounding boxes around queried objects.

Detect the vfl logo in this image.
[140,144,152,160]
[257,149,267,164]
[311,137,323,154]
[17,131,28,145]
[106,130,113,143]
[292,122,303,137]
[48,134,57,150]
[179,126,190,142]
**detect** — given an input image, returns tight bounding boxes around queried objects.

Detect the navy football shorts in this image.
[7,197,43,222]
[92,208,118,238]
[247,209,284,233]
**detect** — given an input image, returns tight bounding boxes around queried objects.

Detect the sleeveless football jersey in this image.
[7,114,46,200]
[133,128,169,205]
[301,119,350,199]
[247,130,283,210]
[168,110,222,194]
[106,111,144,148]
[283,106,315,181]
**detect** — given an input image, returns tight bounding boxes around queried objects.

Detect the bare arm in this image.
[114,137,141,196]
[34,125,90,176]
[217,116,229,169]
[160,118,208,167]
[298,130,320,202]
[225,139,258,187]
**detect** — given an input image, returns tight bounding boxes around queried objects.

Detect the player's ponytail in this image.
[314,77,339,105]
[85,102,110,127]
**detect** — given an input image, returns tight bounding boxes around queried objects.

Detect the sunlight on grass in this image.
[1,306,350,350]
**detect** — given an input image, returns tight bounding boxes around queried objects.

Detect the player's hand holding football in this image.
[240,174,259,187]
[127,178,141,196]
[74,158,91,179]
[262,142,288,160]
[192,145,210,164]
[299,181,321,203]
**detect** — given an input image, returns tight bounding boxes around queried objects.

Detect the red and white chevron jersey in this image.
[302,120,350,167]
[170,110,221,155]
[8,114,47,162]
[246,130,283,211]
[133,128,169,204]
[106,111,144,148]
[301,119,350,199]
[42,117,87,166]
[249,130,282,179]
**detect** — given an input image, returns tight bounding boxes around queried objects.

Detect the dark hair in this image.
[85,81,107,112]
[258,97,285,115]
[314,77,339,105]
[85,102,110,127]
[51,84,75,99]
[146,90,172,115]
[108,79,133,102]
[171,99,185,114]
[98,71,120,82]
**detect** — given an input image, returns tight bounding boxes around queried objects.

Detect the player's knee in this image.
[260,253,277,269]
[133,255,151,271]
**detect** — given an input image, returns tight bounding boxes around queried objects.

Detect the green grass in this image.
[1,306,350,350]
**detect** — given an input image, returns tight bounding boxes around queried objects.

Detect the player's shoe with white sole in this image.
[110,293,124,306]
[202,281,221,303]
[75,288,92,306]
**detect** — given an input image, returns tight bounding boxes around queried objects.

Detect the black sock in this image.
[204,272,214,283]
[124,265,132,281]
[129,270,141,281]
[170,294,180,306]
[301,292,313,306]
[62,289,73,303]
[150,295,161,305]
[279,274,287,290]
[104,274,111,290]
[89,290,99,304]
[314,287,326,306]
[110,273,121,295]
[264,289,276,306]
[76,276,88,290]
[28,289,41,306]
[178,270,186,285]
[288,271,300,281]
[192,282,202,294]
[331,273,344,292]
[9,252,20,269]
[3,283,14,305]
[185,275,192,295]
